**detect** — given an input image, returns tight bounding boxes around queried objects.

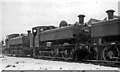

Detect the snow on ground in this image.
[0,55,2,71]
[0,55,119,70]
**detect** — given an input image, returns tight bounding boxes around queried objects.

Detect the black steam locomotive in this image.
[3,10,120,64]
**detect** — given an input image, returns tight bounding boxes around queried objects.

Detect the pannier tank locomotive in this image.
[3,9,120,64]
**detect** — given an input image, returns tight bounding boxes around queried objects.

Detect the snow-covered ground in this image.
[0,55,119,71]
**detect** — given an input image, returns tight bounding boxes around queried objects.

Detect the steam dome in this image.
[59,20,68,27]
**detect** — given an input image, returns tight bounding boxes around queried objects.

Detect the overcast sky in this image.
[0,0,120,41]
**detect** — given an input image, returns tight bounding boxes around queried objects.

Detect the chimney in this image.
[27,30,31,37]
[106,9,115,20]
[78,14,85,24]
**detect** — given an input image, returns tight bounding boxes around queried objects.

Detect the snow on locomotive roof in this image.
[9,34,27,40]
[40,25,78,34]
[92,18,120,26]
[32,26,56,29]
[9,36,22,40]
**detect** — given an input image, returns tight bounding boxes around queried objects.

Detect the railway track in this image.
[32,55,120,68]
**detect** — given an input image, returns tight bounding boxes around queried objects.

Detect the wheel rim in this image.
[63,49,74,60]
[103,46,119,63]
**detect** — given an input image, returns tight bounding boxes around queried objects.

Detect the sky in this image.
[0,0,120,41]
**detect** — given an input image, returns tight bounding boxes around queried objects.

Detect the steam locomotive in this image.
[3,9,120,64]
